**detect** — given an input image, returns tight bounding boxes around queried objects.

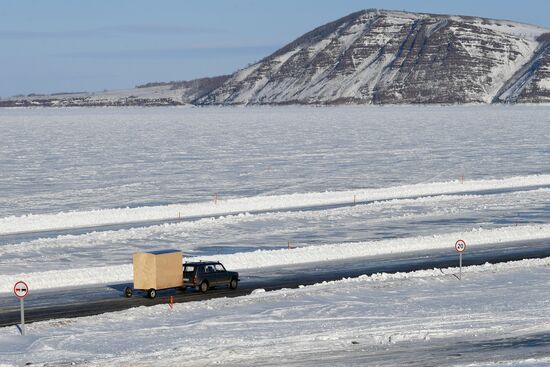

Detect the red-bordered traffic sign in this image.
[455,239,466,253]
[13,281,29,299]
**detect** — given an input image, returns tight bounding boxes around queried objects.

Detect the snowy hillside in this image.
[3,10,550,106]
[198,10,550,105]
[0,85,186,107]
[496,33,550,103]
[0,75,229,107]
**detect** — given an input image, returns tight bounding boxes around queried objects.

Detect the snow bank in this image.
[317,256,550,286]
[2,256,550,366]
[209,224,550,270]
[1,174,549,235]
[1,224,549,293]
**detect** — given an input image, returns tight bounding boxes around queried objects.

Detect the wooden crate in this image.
[133,250,183,290]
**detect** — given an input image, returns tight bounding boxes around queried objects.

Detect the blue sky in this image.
[1,0,549,96]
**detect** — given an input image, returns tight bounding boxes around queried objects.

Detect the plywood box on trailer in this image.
[133,250,183,290]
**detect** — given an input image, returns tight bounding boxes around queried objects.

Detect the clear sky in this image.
[1,0,549,97]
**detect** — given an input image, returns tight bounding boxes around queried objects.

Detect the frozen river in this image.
[1,105,550,279]
[1,106,549,217]
[1,106,550,366]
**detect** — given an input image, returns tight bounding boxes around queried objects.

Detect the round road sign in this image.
[13,281,29,299]
[455,240,466,253]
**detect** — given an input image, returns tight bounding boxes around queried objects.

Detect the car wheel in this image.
[199,281,209,293]
[148,288,157,299]
[124,287,133,298]
[229,278,238,290]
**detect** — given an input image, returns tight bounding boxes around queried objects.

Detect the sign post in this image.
[13,281,29,335]
[454,240,466,280]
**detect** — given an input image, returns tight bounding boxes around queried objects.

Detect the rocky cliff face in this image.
[495,33,550,103]
[198,10,550,105]
[4,10,549,107]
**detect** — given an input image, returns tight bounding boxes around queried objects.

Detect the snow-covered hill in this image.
[0,75,229,107]
[496,33,550,103]
[198,10,550,105]
[3,10,549,106]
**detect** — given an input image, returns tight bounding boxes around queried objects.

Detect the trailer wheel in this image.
[199,281,209,293]
[148,288,157,299]
[124,287,133,298]
[229,278,238,290]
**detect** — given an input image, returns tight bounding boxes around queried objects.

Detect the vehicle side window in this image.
[197,266,205,274]
[214,264,226,272]
[205,265,215,273]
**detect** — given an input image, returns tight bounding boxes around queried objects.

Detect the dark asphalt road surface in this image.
[1,238,549,327]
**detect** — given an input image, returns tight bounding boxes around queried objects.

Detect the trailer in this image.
[124,250,183,299]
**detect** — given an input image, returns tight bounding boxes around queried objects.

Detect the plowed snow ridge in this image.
[1,224,550,293]
[1,174,550,235]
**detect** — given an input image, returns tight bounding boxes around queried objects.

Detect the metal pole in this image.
[459,253,462,280]
[20,298,25,336]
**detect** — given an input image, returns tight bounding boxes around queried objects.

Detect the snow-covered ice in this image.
[1,106,549,218]
[1,173,550,236]
[0,223,549,293]
[1,258,549,366]
[0,106,549,287]
[1,106,550,365]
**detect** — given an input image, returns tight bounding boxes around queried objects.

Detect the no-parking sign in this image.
[13,280,28,336]
[13,281,29,299]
